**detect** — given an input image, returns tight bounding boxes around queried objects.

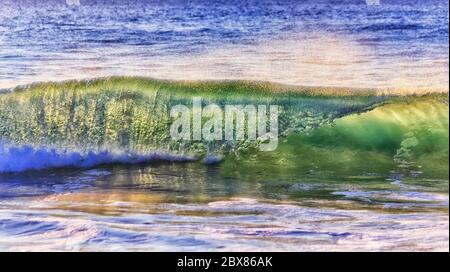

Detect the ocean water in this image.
[0,161,448,251]
[0,0,448,90]
[0,0,449,252]
[0,84,448,251]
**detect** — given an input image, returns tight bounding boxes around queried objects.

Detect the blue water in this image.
[0,0,448,89]
[0,0,449,251]
[0,164,448,251]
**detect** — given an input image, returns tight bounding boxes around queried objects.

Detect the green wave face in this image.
[322,97,449,180]
[0,77,386,157]
[0,77,448,183]
[221,97,449,193]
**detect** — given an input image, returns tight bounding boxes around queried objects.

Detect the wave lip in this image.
[0,144,194,173]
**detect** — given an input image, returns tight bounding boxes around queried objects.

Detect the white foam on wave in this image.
[0,144,195,173]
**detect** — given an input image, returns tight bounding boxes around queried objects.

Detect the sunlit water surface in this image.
[0,0,448,252]
[0,162,448,251]
[0,0,448,91]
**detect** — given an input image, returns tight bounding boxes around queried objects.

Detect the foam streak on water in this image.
[0,0,448,252]
[0,197,448,252]
[0,159,448,252]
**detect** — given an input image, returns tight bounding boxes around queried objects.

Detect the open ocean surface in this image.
[0,0,449,251]
[0,0,448,90]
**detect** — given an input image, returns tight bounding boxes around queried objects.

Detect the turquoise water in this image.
[0,0,449,251]
[0,79,448,251]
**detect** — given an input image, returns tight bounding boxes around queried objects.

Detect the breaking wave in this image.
[0,144,193,173]
[0,77,447,173]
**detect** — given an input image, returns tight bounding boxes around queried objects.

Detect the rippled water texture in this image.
[0,0,448,91]
[0,163,448,251]
[0,97,448,251]
[0,0,449,252]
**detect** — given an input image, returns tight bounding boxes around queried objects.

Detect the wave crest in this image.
[0,144,194,173]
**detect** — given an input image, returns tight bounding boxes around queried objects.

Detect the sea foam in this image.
[0,144,194,173]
